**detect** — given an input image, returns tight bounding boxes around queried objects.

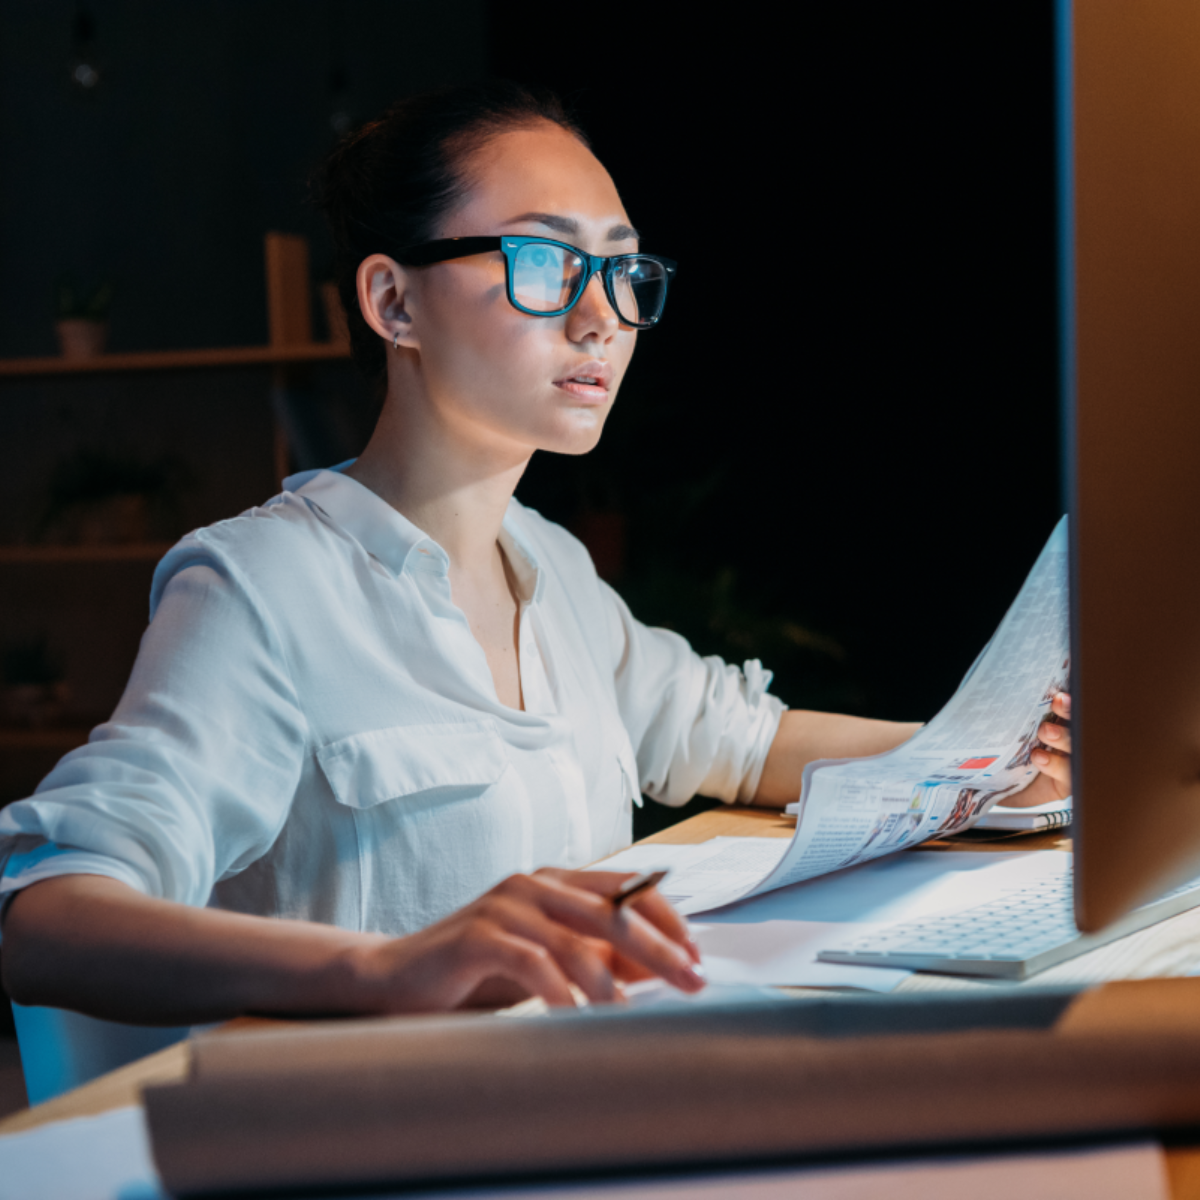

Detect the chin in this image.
[539,409,608,456]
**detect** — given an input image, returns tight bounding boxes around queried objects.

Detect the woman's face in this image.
[395,122,640,459]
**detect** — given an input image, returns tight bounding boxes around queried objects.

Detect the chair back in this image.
[12,1002,189,1105]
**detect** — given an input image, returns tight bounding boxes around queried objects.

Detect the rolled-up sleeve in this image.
[0,542,307,923]
[604,584,785,808]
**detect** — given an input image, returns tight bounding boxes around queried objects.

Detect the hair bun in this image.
[310,81,588,397]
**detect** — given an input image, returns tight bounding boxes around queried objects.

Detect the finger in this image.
[609,948,658,984]
[478,896,621,1004]
[460,924,582,1008]
[1001,772,1055,808]
[1038,720,1072,755]
[578,936,643,992]
[627,892,700,962]
[374,918,579,1013]
[1052,692,1072,719]
[1031,745,1072,791]
[538,870,702,973]
[609,907,706,992]
[544,869,700,961]
[506,873,700,993]
[513,874,704,993]
[458,975,538,1010]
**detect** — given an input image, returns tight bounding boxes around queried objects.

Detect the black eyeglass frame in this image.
[396,235,678,328]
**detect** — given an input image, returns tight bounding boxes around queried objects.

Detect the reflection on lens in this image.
[512,242,583,313]
[611,258,667,326]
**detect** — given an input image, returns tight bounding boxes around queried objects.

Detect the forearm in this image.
[0,867,707,1024]
[0,875,386,1026]
[754,710,922,807]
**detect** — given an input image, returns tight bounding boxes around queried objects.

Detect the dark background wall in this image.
[0,1,1059,746]
[496,4,1061,726]
[0,0,488,355]
[0,0,486,740]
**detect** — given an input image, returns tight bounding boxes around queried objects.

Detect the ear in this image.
[356,254,419,350]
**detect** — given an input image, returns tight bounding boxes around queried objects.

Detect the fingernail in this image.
[683,962,706,989]
[1042,725,1061,741]
[1032,749,1049,764]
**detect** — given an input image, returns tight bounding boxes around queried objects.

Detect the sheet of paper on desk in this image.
[0,1104,164,1200]
[0,1103,1168,1200]
[594,839,789,914]
[615,518,1071,916]
[596,842,1067,991]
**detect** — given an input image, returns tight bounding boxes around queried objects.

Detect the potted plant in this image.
[36,450,188,546]
[54,275,112,358]
[1,636,70,729]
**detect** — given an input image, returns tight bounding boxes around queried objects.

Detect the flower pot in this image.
[55,318,109,359]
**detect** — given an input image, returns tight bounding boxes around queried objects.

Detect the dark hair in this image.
[311,80,590,396]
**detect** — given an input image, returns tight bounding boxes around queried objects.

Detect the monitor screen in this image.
[1068,0,1200,930]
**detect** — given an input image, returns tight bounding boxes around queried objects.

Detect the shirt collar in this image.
[284,462,544,602]
[284,463,442,576]
[498,518,543,605]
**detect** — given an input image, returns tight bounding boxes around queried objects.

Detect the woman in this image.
[0,83,1072,1023]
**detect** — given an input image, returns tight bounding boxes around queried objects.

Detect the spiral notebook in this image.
[974,796,1072,832]
[783,795,1072,836]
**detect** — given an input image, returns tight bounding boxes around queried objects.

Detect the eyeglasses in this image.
[397,236,677,329]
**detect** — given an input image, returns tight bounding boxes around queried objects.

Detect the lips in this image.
[554,360,612,402]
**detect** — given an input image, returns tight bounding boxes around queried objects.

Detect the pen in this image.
[611,869,669,909]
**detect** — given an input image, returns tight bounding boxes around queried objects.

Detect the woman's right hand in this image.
[1,869,701,1026]
[346,868,705,1013]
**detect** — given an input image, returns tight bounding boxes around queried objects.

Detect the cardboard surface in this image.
[146,984,1200,1196]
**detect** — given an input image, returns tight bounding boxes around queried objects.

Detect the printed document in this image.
[642,518,1069,916]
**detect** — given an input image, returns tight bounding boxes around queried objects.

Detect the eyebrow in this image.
[502,211,640,242]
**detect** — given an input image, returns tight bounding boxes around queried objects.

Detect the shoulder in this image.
[150,491,341,618]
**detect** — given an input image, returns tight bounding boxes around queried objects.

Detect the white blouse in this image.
[0,467,783,936]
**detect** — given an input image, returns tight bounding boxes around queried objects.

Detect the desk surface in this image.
[5,806,1200,1196]
[643,808,1200,996]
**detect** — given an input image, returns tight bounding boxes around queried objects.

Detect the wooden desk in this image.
[641,808,1200,996]
[5,806,1200,1196]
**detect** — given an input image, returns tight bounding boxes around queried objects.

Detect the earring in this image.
[392,330,400,350]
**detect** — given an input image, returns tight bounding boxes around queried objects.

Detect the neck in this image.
[346,374,531,573]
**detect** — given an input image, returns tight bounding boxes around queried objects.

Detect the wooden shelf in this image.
[0,341,351,379]
[0,542,174,564]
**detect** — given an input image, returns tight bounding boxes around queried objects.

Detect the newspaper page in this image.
[666,517,1069,915]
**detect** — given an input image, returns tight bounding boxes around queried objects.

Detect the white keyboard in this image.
[818,874,1200,980]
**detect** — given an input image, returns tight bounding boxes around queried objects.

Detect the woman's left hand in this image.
[1007,691,1072,807]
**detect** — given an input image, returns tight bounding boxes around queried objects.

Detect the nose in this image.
[564,270,621,344]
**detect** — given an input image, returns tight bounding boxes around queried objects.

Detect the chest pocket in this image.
[316,721,509,810]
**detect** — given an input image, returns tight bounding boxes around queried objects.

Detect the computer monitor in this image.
[1068,0,1200,930]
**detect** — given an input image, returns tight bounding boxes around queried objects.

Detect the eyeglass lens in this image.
[510,243,668,326]
[511,243,583,313]
[609,257,668,327]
